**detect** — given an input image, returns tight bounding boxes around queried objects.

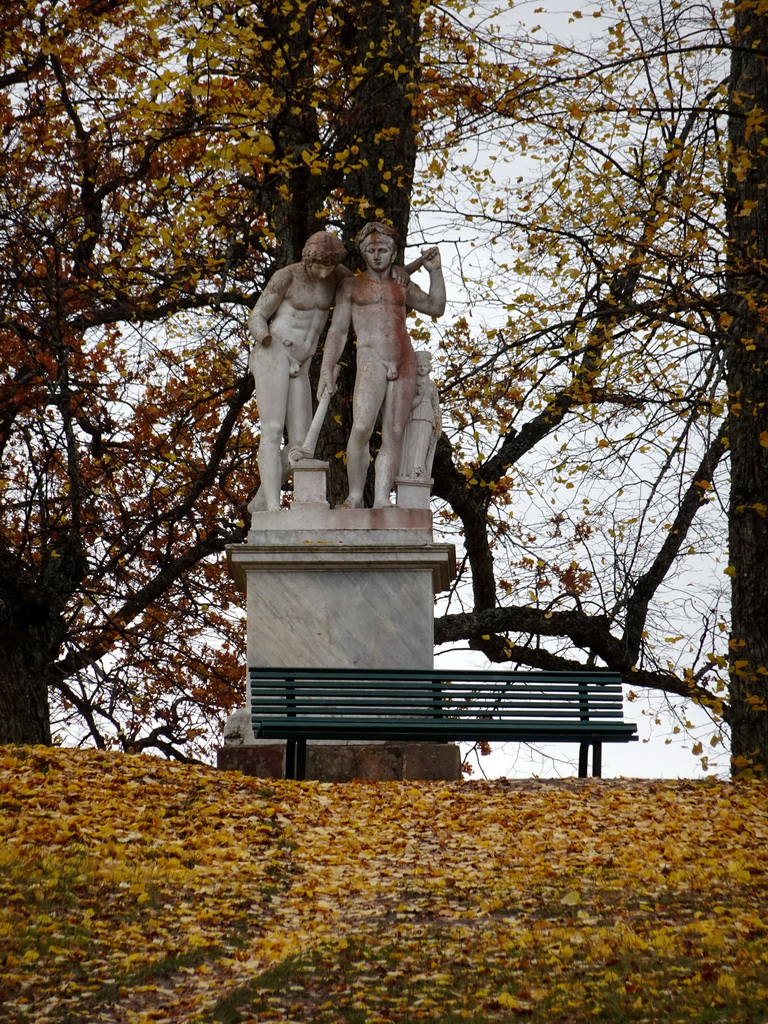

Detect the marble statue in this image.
[248,231,348,512]
[319,223,446,508]
[398,350,441,480]
[248,231,416,511]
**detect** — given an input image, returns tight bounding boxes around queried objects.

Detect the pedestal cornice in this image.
[227,541,456,594]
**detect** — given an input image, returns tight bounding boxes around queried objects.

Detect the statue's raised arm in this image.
[404,247,446,319]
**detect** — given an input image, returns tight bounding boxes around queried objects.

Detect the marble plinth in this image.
[395,475,433,510]
[292,459,330,507]
[228,506,454,673]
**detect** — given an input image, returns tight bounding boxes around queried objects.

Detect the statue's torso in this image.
[351,275,414,367]
[268,267,342,363]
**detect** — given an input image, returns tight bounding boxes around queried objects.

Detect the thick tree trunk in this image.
[0,603,53,745]
[320,0,421,507]
[0,533,82,745]
[725,3,768,776]
[249,0,422,508]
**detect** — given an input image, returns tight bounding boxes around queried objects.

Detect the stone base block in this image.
[216,742,461,782]
[217,743,285,779]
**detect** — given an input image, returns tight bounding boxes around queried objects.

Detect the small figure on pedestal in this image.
[398,350,441,480]
[319,223,446,508]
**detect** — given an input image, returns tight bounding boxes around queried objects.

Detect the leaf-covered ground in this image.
[1,747,767,1023]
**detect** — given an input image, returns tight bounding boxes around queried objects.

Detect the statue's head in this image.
[415,350,432,375]
[356,222,401,257]
[301,231,346,266]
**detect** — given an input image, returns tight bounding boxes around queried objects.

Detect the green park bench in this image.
[249,667,638,781]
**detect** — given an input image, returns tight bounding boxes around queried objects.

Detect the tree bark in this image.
[0,596,54,745]
[319,0,421,506]
[725,2,768,775]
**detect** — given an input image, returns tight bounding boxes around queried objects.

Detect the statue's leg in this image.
[252,346,291,512]
[374,371,417,507]
[345,361,387,508]
[398,420,413,478]
[412,419,432,477]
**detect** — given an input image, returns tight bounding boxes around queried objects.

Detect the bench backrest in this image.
[249,668,626,723]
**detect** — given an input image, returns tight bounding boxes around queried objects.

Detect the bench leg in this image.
[284,739,307,781]
[578,742,603,778]
[592,742,602,779]
[296,738,307,780]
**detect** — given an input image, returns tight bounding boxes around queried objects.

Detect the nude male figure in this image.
[319,223,446,508]
[247,232,349,513]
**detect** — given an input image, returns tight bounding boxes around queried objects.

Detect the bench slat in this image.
[252,707,626,720]
[250,677,624,690]
[249,689,625,702]
[255,719,637,740]
[248,686,625,698]
[250,668,620,682]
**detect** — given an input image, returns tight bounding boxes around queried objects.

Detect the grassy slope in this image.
[1,746,767,1024]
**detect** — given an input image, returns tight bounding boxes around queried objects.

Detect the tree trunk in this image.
[0,601,53,745]
[319,0,421,506]
[725,2,768,776]
[248,0,422,508]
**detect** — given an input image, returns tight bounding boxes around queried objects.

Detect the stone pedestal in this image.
[395,475,433,510]
[218,466,458,781]
[217,741,461,782]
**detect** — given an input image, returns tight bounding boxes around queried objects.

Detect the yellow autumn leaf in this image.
[498,990,530,1009]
